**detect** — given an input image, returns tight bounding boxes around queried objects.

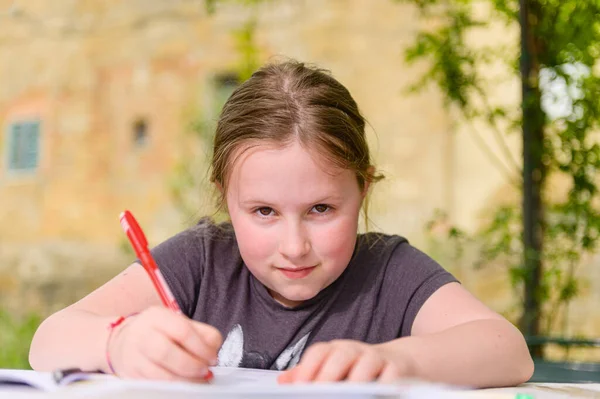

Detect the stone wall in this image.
[0,0,598,351]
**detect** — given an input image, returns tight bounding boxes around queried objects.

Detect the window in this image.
[133,119,148,147]
[214,73,240,117]
[7,121,40,172]
[193,73,240,145]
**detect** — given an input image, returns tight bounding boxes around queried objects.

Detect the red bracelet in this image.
[105,313,138,375]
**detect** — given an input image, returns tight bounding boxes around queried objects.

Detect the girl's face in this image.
[225,140,367,308]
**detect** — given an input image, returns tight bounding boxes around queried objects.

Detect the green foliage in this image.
[0,310,41,369]
[404,2,484,111]
[204,0,270,15]
[118,236,136,258]
[233,19,260,81]
[402,0,600,336]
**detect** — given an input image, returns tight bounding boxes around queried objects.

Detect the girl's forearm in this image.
[376,319,534,388]
[29,308,116,372]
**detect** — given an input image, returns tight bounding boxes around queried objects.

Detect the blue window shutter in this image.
[24,122,40,169]
[7,121,40,171]
[8,124,20,169]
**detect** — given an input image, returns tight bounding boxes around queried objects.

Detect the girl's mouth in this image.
[278,266,317,279]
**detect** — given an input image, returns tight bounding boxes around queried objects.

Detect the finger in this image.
[130,358,179,381]
[142,330,212,379]
[345,351,385,382]
[153,313,219,365]
[289,343,333,383]
[131,357,212,383]
[378,363,403,383]
[191,321,223,352]
[277,367,297,384]
[313,346,360,382]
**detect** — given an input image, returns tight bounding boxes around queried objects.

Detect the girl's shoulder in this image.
[356,231,409,255]
[151,217,237,265]
[353,231,457,337]
[354,230,444,273]
[150,217,241,316]
[187,216,236,242]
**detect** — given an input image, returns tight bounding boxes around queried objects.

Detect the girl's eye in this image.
[312,204,330,214]
[256,207,274,216]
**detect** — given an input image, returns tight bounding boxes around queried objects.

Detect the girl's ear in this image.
[362,166,375,198]
[215,180,225,196]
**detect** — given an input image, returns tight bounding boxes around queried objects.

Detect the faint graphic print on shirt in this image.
[217,324,310,370]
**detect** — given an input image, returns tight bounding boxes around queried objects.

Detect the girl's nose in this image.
[278,222,311,261]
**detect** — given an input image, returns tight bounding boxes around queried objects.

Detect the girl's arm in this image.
[279,282,534,387]
[376,282,534,387]
[29,263,221,380]
[30,263,159,371]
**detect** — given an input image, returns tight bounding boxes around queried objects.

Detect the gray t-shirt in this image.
[149,219,457,371]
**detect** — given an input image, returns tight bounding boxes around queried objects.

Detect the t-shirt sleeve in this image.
[144,224,207,317]
[387,243,458,337]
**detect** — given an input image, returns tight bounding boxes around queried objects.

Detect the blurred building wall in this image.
[0,0,598,345]
[0,0,465,245]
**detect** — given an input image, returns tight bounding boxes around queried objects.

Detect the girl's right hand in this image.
[106,306,223,381]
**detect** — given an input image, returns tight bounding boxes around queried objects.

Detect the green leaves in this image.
[0,310,41,369]
[404,2,482,112]
[403,0,600,338]
[232,18,260,81]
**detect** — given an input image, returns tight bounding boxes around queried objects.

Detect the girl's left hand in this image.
[277,340,416,384]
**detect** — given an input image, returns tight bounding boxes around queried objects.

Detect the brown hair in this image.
[210,60,383,220]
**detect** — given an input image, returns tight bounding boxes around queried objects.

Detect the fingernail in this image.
[204,369,214,381]
[199,367,210,378]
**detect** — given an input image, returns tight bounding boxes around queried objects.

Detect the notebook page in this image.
[63,368,408,397]
[0,369,57,391]
[0,367,464,398]
[210,366,280,386]
[0,369,117,392]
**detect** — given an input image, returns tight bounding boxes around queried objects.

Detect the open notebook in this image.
[0,368,116,391]
[0,367,481,398]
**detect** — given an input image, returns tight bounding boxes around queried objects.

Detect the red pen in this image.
[119,210,215,381]
[119,210,181,312]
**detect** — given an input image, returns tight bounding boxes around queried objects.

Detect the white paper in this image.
[0,370,57,391]
[211,366,280,386]
[0,369,116,392]
[0,367,461,398]
[64,368,457,398]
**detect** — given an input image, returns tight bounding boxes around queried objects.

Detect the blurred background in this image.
[1,0,600,371]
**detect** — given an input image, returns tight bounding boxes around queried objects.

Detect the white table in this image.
[2,368,600,399]
[3,384,600,398]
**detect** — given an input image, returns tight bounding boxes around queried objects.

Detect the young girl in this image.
[29,60,533,388]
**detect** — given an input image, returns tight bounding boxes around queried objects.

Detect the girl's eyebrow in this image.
[240,195,343,207]
[240,199,277,207]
